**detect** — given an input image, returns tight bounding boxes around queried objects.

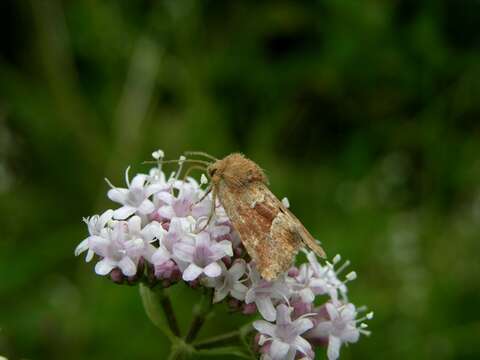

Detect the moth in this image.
[174,152,326,281]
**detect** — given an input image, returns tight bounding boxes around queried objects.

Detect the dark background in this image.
[1,0,479,359]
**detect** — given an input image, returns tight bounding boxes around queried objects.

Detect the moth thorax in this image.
[218,153,268,187]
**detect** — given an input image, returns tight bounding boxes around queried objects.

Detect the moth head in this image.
[207,162,221,179]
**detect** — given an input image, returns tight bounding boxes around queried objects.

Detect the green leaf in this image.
[139,283,176,341]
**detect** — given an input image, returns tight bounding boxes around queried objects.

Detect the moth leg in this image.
[196,187,217,233]
[195,185,212,205]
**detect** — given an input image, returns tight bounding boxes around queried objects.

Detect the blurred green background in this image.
[1,0,479,359]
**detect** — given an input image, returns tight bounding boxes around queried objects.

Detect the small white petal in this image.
[183,263,203,281]
[173,243,195,263]
[270,339,289,360]
[94,258,116,275]
[256,297,277,322]
[204,262,222,278]
[118,257,137,276]
[113,206,137,220]
[253,320,276,337]
[293,336,312,355]
[74,238,89,256]
[130,174,147,189]
[137,199,155,215]
[327,335,341,360]
[293,318,314,335]
[107,188,128,204]
[88,236,110,257]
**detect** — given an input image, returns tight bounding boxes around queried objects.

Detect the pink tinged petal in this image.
[341,326,360,343]
[128,216,142,233]
[299,288,315,303]
[256,297,277,322]
[195,232,211,247]
[293,318,314,335]
[158,206,176,219]
[138,199,155,215]
[107,188,129,204]
[204,262,222,278]
[88,236,110,257]
[276,304,292,326]
[156,191,175,204]
[183,263,203,281]
[327,335,341,360]
[326,302,339,320]
[230,261,246,280]
[95,258,116,275]
[173,243,195,263]
[130,174,147,189]
[74,238,89,256]
[253,320,276,337]
[113,205,137,220]
[270,339,290,360]
[146,183,165,197]
[342,304,357,320]
[293,336,312,355]
[310,321,333,338]
[118,257,137,276]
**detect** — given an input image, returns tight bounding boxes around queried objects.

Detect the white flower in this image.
[245,265,291,322]
[75,209,114,262]
[253,304,314,360]
[307,302,360,360]
[107,167,163,219]
[306,252,347,303]
[173,231,233,281]
[205,260,248,302]
[88,216,153,276]
[151,217,196,267]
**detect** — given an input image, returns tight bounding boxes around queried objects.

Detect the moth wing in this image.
[216,181,303,280]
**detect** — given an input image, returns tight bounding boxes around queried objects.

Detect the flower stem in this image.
[160,289,181,337]
[194,323,253,349]
[185,289,213,343]
[139,283,181,340]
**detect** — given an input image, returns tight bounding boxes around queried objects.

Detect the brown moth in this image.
[199,153,326,281]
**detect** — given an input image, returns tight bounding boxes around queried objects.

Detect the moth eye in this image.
[209,168,217,177]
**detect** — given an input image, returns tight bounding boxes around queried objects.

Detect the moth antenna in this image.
[144,159,211,166]
[184,151,218,161]
[183,165,207,181]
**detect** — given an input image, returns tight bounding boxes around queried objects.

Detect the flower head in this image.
[254,304,314,360]
[173,231,233,281]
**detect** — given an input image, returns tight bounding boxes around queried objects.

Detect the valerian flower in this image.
[254,304,314,360]
[107,167,163,219]
[305,302,370,360]
[88,216,155,276]
[204,259,248,302]
[245,265,291,322]
[75,209,114,262]
[173,231,233,281]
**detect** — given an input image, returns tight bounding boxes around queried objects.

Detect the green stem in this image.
[194,330,241,349]
[139,283,180,341]
[185,289,213,343]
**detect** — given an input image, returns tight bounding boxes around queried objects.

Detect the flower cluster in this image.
[75,151,372,360]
